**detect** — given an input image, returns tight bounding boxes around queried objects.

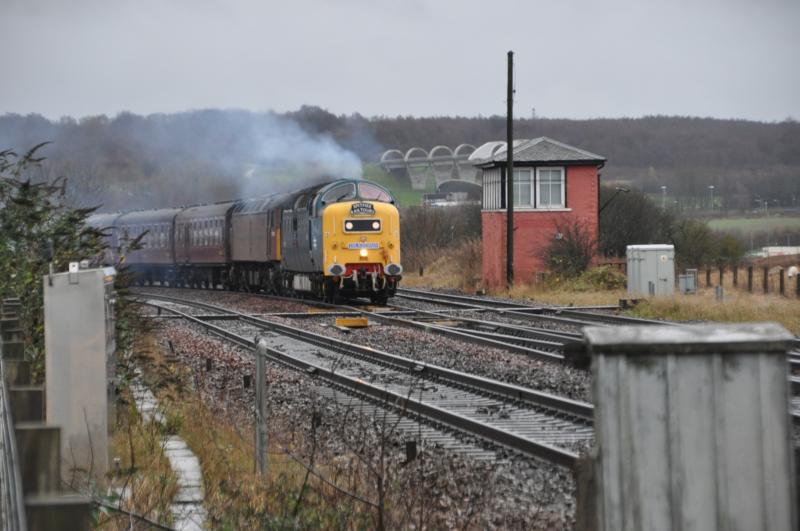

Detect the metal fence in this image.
[699,264,800,298]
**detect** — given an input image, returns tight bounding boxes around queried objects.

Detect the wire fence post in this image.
[255,339,268,478]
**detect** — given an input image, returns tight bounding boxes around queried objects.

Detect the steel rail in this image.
[145,300,584,467]
[398,288,619,312]
[397,288,538,309]
[341,306,567,363]
[535,308,672,327]
[137,290,568,364]
[397,288,676,328]
[388,302,583,343]
[139,293,593,420]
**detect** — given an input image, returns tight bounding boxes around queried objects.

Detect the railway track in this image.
[395,288,675,328]
[138,292,595,468]
[138,286,584,363]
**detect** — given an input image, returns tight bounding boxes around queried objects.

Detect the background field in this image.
[708,216,800,232]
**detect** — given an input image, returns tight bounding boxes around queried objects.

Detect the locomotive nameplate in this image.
[347,242,380,249]
[349,202,375,216]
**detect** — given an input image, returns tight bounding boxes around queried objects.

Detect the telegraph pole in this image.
[506,50,514,288]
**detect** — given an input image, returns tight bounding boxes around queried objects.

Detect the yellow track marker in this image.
[335,317,369,328]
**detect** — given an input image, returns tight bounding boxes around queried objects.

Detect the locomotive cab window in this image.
[358,182,393,203]
[320,183,356,205]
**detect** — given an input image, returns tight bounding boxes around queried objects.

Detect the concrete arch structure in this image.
[428,145,456,187]
[453,143,478,183]
[380,149,405,169]
[378,143,485,191]
[404,147,430,190]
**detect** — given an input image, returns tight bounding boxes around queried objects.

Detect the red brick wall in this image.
[482,165,599,288]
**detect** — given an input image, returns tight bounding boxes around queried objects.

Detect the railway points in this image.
[139,293,594,468]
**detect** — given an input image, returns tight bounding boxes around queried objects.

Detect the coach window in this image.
[536,167,565,208]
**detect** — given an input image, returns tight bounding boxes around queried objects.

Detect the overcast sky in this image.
[1,0,798,122]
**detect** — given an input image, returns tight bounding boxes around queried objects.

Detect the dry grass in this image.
[165,395,364,529]
[402,238,483,291]
[628,289,800,334]
[404,246,800,333]
[505,285,628,307]
[134,330,381,528]
[94,386,180,529]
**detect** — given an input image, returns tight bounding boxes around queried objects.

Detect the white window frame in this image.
[512,168,534,208]
[536,167,565,209]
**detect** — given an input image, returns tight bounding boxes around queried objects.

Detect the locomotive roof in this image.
[116,208,183,225]
[92,178,391,223]
[175,201,236,221]
[86,212,123,227]
[232,192,293,214]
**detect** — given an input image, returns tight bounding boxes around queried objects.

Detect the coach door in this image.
[183,223,190,262]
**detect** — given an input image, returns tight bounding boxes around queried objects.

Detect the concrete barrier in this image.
[585,322,797,531]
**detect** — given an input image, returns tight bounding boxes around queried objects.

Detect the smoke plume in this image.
[0,109,367,211]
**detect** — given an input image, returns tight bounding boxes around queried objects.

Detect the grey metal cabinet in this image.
[626,244,674,297]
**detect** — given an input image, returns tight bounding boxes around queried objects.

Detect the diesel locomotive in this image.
[88,179,403,304]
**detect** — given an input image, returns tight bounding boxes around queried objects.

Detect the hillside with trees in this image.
[0,108,798,211]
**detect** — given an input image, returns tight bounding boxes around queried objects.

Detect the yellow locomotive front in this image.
[319,185,402,304]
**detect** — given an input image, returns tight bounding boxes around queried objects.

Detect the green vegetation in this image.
[0,145,141,381]
[0,145,105,378]
[362,164,430,206]
[707,216,800,232]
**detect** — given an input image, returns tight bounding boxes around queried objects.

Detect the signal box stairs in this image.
[1,299,92,530]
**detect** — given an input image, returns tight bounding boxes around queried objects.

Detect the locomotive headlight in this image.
[359,249,368,257]
[372,221,380,230]
[345,221,354,230]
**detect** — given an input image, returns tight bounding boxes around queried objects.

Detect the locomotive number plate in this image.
[347,242,380,249]
[350,202,375,216]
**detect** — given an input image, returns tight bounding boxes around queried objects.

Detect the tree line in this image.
[1,108,798,211]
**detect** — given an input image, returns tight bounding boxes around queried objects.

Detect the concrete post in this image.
[585,323,797,531]
[43,267,116,481]
[255,340,268,477]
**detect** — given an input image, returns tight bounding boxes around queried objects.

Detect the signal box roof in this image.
[473,137,606,167]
